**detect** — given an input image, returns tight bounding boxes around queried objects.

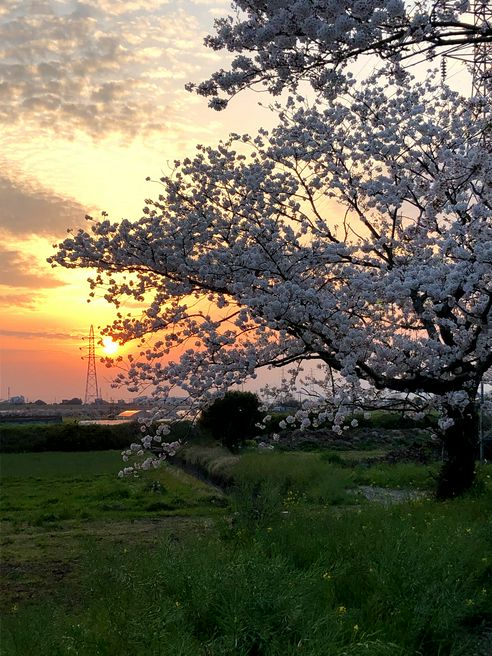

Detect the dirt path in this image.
[355,485,429,505]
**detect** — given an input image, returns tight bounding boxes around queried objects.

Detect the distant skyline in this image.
[0,0,274,402]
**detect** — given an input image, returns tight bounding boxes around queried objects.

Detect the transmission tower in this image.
[471,1,492,103]
[436,1,491,143]
[83,325,100,404]
[439,1,492,99]
[472,2,492,145]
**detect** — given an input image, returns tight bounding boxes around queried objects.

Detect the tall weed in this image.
[234,452,355,506]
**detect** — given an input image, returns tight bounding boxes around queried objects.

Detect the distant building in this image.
[270,397,302,413]
[61,398,83,405]
[116,409,146,420]
[8,395,25,405]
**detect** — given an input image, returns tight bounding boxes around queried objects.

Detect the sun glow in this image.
[102,336,119,355]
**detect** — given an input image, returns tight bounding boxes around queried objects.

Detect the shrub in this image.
[176,444,239,488]
[198,391,263,451]
[353,411,436,430]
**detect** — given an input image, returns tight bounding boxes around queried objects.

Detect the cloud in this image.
[0,0,224,137]
[0,174,88,236]
[0,293,41,310]
[0,328,83,340]
[189,0,229,6]
[0,248,66,289]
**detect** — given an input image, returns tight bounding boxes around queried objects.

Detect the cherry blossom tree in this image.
[51,1,491,497]
[188,0,492,109]
[51,71,491,497]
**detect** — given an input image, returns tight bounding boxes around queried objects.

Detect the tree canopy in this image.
[199,391,263,451]
[50,1,491,496]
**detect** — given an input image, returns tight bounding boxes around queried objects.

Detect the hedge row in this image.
[0,420,207,453]
[0,422,139,453]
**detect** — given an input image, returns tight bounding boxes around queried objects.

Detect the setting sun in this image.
[101,336,119,356]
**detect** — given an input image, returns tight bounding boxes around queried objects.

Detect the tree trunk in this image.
[436,401,479,499]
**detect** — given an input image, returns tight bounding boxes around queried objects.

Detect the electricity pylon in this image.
[83,325,99,404]
[436,1,491,144]
[471,1,492,147]
[471,1,492,103]
[439,1,492,100]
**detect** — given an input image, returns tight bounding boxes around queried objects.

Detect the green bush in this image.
[352,411,437,430]
[198,391,263,451]
[165,420,202,442]
[140,419,205,447]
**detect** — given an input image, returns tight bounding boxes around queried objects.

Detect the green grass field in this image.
[1,448,491,655]
[0,450,226,613]
[1,450,226,526]
[1,450,124,477]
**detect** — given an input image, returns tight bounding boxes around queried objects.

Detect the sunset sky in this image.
[0,1,475,404]
[0,0,278,403]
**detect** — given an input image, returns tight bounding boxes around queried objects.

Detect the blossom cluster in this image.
[119,434,181,478]
[186,1,481,108]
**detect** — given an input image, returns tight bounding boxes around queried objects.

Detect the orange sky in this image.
[0,0,275,402]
